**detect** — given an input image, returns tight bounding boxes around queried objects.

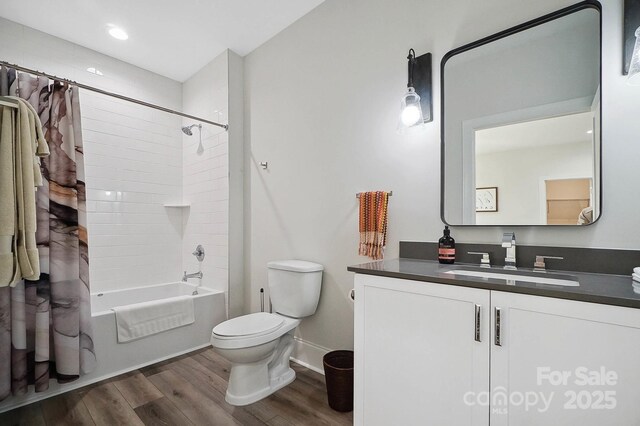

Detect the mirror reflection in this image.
[442,5,601,226]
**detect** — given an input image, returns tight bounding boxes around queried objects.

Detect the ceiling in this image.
[0,0,325,82]
[475,111,594,155]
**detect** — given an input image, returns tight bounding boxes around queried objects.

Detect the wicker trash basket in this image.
[322,350,354,412]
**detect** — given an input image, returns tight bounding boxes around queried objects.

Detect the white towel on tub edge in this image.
[112,295,195,343]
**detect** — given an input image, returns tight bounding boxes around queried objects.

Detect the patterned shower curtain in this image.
[0,67,95,401]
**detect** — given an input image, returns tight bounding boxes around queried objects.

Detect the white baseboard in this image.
[290,336,331,375]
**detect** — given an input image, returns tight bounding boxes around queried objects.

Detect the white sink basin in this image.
[444,269,579,287]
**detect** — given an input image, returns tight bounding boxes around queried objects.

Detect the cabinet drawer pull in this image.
[495,307,502,346]
[474,304,481,342]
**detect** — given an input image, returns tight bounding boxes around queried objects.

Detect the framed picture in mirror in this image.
[476,187,498,212]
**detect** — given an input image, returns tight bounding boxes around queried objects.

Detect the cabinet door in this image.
[490,291,640,425]
[354,274,490,426]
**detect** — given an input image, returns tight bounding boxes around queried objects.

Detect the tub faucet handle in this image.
[192,245,205,262]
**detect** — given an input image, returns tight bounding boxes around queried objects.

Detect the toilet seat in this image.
[213,312,284,338]
[211,313,300,350]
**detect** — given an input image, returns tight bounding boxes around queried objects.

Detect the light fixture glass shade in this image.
[398,87,424,133]
[628,27,640,86]
[108,26,129,40]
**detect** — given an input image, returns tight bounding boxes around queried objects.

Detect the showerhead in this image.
[181,123,201,136]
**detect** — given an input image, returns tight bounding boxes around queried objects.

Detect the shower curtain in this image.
[0,67,95,401]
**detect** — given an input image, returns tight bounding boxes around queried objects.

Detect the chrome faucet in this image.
[182,270,203,282]
[183,245,205,294]
[502,232,517,270]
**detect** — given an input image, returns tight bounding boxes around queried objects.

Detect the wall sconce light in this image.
[398,49,432,134]
[623,0,640,84]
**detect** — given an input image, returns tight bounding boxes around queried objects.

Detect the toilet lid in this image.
[212,312,284,337]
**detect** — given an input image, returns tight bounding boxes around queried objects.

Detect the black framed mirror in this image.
[441,1,602,226]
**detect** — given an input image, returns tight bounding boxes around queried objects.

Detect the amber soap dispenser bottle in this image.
[438,226,456,264]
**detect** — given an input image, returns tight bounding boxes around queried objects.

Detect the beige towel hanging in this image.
[0,105,17,285]
[0,98,49,286]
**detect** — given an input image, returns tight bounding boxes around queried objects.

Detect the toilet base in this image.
[222,332,298,406]
[225,367,296,406]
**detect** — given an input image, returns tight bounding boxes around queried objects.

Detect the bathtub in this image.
[0,281,225,413]
[90,282,225,378]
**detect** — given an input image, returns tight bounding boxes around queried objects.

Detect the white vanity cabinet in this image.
[354,274,640,426]
[490,291,640,426]
[353,274,491,426]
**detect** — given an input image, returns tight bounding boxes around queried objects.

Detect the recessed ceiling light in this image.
[108,26,128,40]
[86,67,104,76]
[586,130,593,134]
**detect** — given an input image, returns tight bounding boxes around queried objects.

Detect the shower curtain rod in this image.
[0,60,229,131]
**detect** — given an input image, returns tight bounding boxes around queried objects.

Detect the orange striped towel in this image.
[358,191,390,260]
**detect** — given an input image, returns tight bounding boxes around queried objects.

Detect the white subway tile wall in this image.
[82,93,184,291]
[0,17,215,293]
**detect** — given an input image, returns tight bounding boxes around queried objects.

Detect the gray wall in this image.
[243,0,640,365]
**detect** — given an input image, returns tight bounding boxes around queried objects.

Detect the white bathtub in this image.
[0,281,225,413]
[90,282,225,377]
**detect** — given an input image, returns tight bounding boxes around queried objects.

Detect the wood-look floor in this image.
[0,348,353,426]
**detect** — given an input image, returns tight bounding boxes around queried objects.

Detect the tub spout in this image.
[183,270,203,282]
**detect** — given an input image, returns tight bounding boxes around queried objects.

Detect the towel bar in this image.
[356,191,393,198]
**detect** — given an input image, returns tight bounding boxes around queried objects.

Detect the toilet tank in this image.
[267,260,323,318]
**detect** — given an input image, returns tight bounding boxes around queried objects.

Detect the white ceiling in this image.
[475,112,594,155]
[0,0,325,82]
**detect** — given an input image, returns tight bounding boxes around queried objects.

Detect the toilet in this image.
[210,260,323,406]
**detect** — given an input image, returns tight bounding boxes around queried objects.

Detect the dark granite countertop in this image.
[347,258,640,309]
